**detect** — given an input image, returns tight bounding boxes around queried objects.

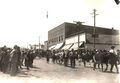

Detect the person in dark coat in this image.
[0,48,2,71]
[52,50,56,64]
[109,46,119,73]
[117,49,120,64]
[63,50,69,67]
[20,51,26,67]
[30,50,35,67]
[0,46,9,73]
[25,50,35,69]
[46,50,50,63]
[25,51,31,70]
[70,49,76,68]
[9,45,21,76]
[6,48,12,74]
[100,50,109,72]
[93,50,102,70]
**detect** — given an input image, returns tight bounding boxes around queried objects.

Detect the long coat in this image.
[0,50,9,73]
[9,50,21,76]
[109,53,118,64]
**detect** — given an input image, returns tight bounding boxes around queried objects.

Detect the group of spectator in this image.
[0,45,36,76]
[45,46,120,73]
[0,45,119,76]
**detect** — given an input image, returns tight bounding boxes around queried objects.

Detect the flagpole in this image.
[39,36,40,50]
[46,11,48,19]
[46,11,48,50]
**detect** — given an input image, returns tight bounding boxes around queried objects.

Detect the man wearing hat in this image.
[9,45,21,76]
[109,46,119,73]
[0,46,8,73]
[69,49,76,68]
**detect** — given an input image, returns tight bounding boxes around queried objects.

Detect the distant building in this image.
[48,22,120,50]
[48,23,65,46]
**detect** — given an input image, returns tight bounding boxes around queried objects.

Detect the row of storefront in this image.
[48,22,120,51]
[49,41,120,51]
[49,42,84,51]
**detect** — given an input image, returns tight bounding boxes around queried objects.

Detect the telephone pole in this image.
[91,9,98,49]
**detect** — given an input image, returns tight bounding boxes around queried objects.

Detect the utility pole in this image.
[91,9,98,50]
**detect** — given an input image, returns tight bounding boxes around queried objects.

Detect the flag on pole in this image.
[46,11,48,19]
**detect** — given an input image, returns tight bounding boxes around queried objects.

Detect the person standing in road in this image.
[52,50,56,64]
[9,45,21,76]
[117,49,120,64]
[0,46,9,73]
[109,46,119,73]
[25,50,31,70]
[46,50,50,63]
[63,50,69,67]
[70,49,76,68]
[93,50,102,70]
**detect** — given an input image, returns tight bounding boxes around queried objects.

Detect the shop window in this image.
[61,36,63,41]
[59,36,61,42]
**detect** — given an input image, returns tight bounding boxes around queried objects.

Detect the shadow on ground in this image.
[17,66,41,78]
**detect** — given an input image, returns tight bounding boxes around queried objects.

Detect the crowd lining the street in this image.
[45,46,120,73]
[0,45,119,76]
[0,45,37,76]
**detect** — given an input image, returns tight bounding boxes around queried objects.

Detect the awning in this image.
[70,42,85,50]
[70,43,79,50]
[48,45,56,50]
[54,43,64,50]
[79,42,85,48]
[61,43,73,50]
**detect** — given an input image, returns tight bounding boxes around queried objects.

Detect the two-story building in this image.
[48,22,120,50]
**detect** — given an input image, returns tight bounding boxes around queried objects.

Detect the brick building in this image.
[48,22,120,50]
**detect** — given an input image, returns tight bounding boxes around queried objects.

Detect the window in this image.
[60,35,63,41]
[92,34,99,38]
[59,36,61,41]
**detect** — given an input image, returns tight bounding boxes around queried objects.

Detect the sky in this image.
[0,0,120,48]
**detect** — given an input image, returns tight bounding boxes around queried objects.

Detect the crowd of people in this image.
[0,45,37,76]
[45,46,120,73]
[0,45,119,76]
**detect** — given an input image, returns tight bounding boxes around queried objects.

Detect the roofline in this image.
[48,22,119,33]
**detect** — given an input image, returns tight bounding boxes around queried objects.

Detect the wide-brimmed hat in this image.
[14,45,20,50]
[1,46,7,51]
[111,46,115,49]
